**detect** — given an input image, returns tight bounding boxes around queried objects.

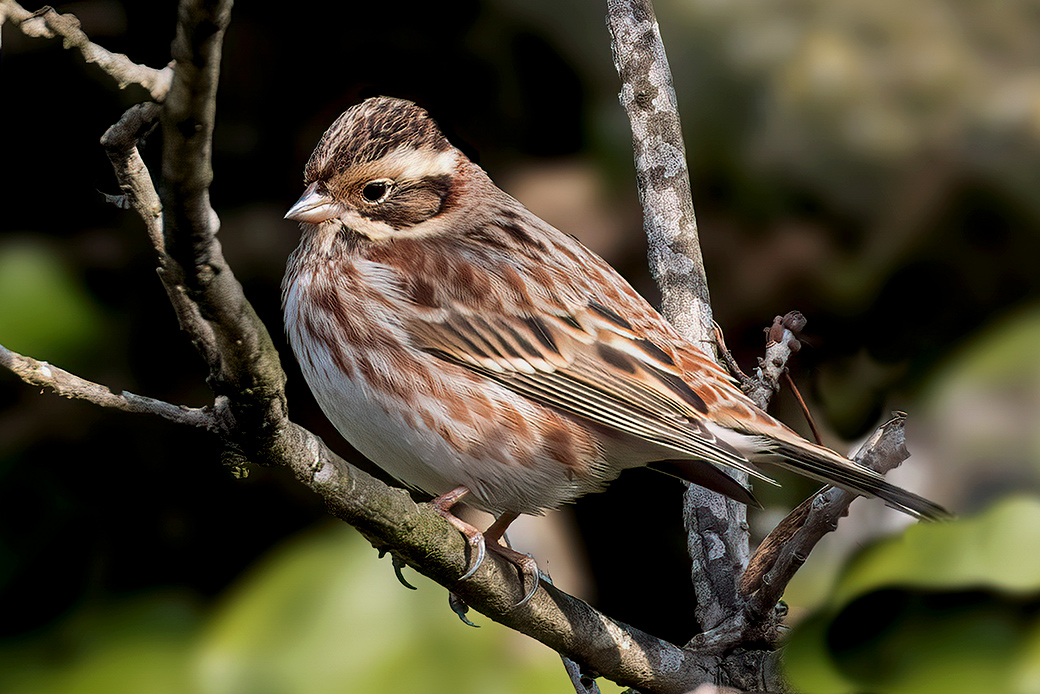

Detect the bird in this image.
[282,96,949,604]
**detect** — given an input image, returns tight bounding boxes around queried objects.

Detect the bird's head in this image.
[285,97,463,240]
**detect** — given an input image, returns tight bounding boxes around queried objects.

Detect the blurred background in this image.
[2,0,1040,692]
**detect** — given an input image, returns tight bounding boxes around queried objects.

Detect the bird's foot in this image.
[429,486,487,580]
[429,491,541,606]
[448,591,479,627]
[487,540,541,606]
[377,548,418,590]
[484,511,540,606]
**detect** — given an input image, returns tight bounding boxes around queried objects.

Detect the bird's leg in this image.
[483,510,519,545]
[429,486,486,580]
[484,511,541,606]
[429,493,540,606]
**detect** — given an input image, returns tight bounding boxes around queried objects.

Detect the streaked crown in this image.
[304,97,452,183]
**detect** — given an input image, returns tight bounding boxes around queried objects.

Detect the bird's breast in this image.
[282,259,617,514]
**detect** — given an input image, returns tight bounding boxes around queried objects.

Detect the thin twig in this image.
[783,371,823,445]
[0,0,172,101]
[99,101,222,370]
[1,343,216,430]
[744,311,807,410]
[561,656,602,694]
[713,322,757,392]
[743,414,911,616]
[100,102,165,254]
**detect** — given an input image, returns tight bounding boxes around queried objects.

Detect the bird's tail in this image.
[762,437,951,521]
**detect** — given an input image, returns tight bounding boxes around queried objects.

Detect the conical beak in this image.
[285,182,343,223]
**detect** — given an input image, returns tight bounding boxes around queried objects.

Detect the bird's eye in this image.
[361,180,392,203]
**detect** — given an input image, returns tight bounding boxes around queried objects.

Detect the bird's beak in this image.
[285,182,343,223]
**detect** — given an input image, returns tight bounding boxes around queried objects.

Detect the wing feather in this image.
[408,302,778,484]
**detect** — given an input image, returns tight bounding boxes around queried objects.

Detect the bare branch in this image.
[743,414,911,617]
[0,343,215,430]
[100,101,222,369]
[606,0,751,637]
[1,333,721,692]
[128,7,725,687]
[744,312,808,410]
[159,0,287,432]
[605,0,712,349]
[0,2,933,692]
[245,420,717,694]
[561,656,602,694]
[100,103,165,254]
[0,0,172,101]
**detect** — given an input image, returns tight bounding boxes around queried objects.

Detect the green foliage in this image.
[0,240,106,365]
[0,596,200,694]
[196,524,573,694]
[0,524,622,694]
[785,496,1040,694]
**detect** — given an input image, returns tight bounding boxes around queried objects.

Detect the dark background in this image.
[3,1,1040,691]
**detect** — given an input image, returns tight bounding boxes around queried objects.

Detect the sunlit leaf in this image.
[833,496,1040,604]
[196,523,611,694]
[786,498,1040,694]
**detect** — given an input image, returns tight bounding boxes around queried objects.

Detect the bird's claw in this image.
[428,489,488,581]
[458,530,486,580]
[427,488,539,607]
[487,543,541,606]
[378,548,418,590]
[448,592,479,627]
[391,553,418,590]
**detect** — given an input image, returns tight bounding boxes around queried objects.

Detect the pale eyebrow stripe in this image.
[378,147,458,180]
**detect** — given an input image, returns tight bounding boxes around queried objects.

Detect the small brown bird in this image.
[283,97,947,602]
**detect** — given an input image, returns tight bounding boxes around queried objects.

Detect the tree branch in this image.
[605,0,712,349]
[744,312,808,411]
[607,0,752,637]
[1,335,714,693]
[0,0,172,100]
[99,102,224,369]
[1,2,729,690]
[0,343,215,430]
[605,3,923,689]
[1,1,936,692]
[158,0,289,443]
[742,414,911,615]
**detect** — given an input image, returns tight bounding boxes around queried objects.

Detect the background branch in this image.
[0,343,215,429]
[0,0,171,100]
[742,414,911,615]
[607,0,751,639]
[605,0,712,348]
[606,2,927,689]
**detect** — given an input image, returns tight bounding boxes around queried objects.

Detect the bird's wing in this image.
[405,296,776,484]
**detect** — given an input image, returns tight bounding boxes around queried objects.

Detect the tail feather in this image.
[649,459,762,508]
[764,439,951,521]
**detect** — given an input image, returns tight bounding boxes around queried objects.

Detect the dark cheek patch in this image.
[367,175,453,230]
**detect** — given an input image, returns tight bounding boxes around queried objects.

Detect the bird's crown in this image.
[305,97,452,184]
